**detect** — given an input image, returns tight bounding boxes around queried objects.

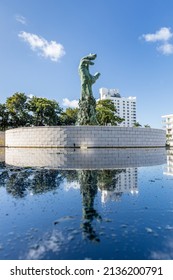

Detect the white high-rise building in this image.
[161,114,173,146]
[99,88,137,127]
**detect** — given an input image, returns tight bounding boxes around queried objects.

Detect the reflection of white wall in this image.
[100,168,138,203]
[5,147,166,169]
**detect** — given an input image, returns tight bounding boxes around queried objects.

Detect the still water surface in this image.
[0,147,173,260]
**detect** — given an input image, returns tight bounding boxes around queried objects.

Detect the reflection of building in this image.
[164,149,173,176]
[162,114,173,146]
[99,88,136,127]
[99,168,138,203]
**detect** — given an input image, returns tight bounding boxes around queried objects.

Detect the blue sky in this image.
[1,0,173,128]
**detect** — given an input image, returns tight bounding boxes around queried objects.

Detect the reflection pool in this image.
[0,147,173,260]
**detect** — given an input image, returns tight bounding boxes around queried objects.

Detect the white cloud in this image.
[141,27,173,55]
[15,15,27,25]
[62,98,79,108]
[157,43,173,55]
[18,31,65,62]
[142,27,173,42]
[150,238,173,259]
[64,181,80,191]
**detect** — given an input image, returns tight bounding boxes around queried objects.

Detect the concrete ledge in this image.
[5,126,166,148]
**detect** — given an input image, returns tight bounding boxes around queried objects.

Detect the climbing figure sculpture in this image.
[77,54,100,125]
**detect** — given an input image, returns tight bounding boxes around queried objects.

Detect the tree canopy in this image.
[28,96,62,126]
[0,92,62,130]
[6,92,32,128]
[96,99,124,126]
[0,103,9,131]
[0,94,127,130]
[133,122,142,127]
[60,107,79,125]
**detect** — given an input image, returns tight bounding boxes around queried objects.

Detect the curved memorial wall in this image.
[5,126,166,148]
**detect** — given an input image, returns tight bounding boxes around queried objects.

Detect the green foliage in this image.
[0,103,9,131]
[97,169,125,191]
[27,96,62,126]
[166,134,172,139]
[144,124,150,128]
[6,92,32,128]
[60,107,79,125]
[96,99,124,126]
[0,92,63,130]
[133,122,142,127]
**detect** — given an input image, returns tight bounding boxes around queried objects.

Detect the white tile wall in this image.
[5,126,166,148]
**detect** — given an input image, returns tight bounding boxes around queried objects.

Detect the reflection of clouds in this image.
[150,238,173,260]
[101,189,139,203]
[25,230,64,260]
[64,181,80,191]
[101,190,123,203]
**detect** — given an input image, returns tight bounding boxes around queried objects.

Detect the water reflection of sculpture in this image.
[0,167,138,242]
[63,169,131,241]
[61,170,101,242]
[78,170,101,242]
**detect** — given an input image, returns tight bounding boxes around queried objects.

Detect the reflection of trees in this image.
[60,170,78,183]
[97,169,125,202]
[97,169,125,191]
[1,166,126,198]
[0,165,128,242]
[0,164,9,187]
[6,169,31,197]
[1,168,63,198]
[29,170,63,194]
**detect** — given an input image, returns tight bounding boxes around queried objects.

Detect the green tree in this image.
[60,107,79,125]
[144,124,150,128]
[96,99,124,126]
[0,103,9,131]
[6,92,32,128]
[28,96,62,126]
[133,122,142,127]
